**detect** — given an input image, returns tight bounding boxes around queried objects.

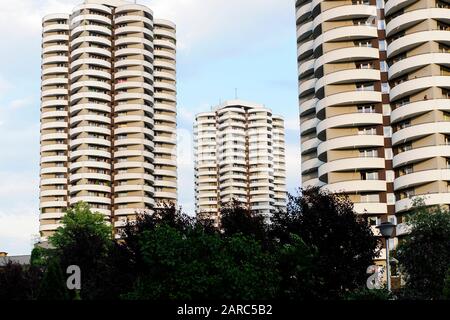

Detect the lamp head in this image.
[377,221,396,238]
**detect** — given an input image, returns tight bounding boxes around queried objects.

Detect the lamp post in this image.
[377,221,396,292]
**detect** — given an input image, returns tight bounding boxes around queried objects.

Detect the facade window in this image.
[383,126,392,138]
[358,104,375,113]
[382,83,390,94]
[385,148,393,160]
[387,193,396,205]
[361,193,379,203]
[380,61,388,72]
[361,171,379,180]
[382,104,391,116]
[360,148,378,158]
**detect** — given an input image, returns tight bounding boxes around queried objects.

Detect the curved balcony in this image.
[42,34,69,44]
[317,135,384,158]
[71,24,111,38]
[323,179,386,193]
[153,49,176,61]
[154,19,175,30]
[71,36,111,48]
[300,117,318,135]
[115,3,153,16]
[297,20,313,42]
[386,8,450,37]
[70,103,111,115]
[69,161,110,171]
[390,76,449,101]
[70,184,111,194]
[302,177,325,188]
[115,26,153,38]
[298,59,314,78]
[70,14,111,26]
[71,114,111,125]
[43,13,69,23]
[297,40,314,61]
[296,1,312,23]
[71,46,111,59]
[69,196,111,205]
[393,145,450,168]
[299,78,316,97]
[314,25,378,50]
[71,58,111,70]
[318,157,385,180]
[301,158,323,174]
[301,137,319,154]
[69,172,111,183]
[395,169,450,191]
[154,39,176,51]
[385,0,421,16]
[70,69,111,81]
[316,90,381,114]
[42,67,68,76]
[317,112,382,137]
[391,99,450,124]
[396,192,450,213]
[314,5,376,29]
[300,97,317,116]
[42,56,68,66]
[73,3,112,14]
[315,46,379,70]
[115,36,153,48]
[389,52,450,80]
[42,45,68,55]
[115,14,152,26]
[41,144,68,153]
[40,201,67,209]
[40,178,67,186]
[388,30,450,58]
[392,122,450,146]
[354,202,388,215]
[71,80,111,92]
[316,68,380,90]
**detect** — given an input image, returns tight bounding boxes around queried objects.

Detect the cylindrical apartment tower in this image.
[296,0,450,240]
[39,0,177,241]
[386,0,450,220]
[296,0,395,228]
[194,100,287,226]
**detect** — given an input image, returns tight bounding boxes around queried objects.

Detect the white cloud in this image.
[148,0,294,52]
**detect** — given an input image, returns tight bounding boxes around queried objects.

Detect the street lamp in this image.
[377,221,396,291]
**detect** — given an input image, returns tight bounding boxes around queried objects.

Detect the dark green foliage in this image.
[37,258,69,300]
[0,262,43,300]
[397,200,450,300]
[271,188,381,299]
[0,191,384,300]
[124,225,278,300]
[343,288,391,301]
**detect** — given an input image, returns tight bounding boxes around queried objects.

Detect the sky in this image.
[0,0,301,255]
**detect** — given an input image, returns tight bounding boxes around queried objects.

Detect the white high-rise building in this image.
[194,100,286,225]
[39,0,177,240]
[295,0,450,239]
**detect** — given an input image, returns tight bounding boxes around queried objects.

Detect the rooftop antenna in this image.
[235,88,238,99]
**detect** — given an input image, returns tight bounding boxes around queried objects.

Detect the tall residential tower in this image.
[40,0,177,240]
[296,0,449,235]
[194,100,287,225]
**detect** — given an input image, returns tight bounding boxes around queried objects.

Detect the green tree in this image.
[37,258,69,300]
[49,202,113,299]
[397,200,450,299]
[124,224,279,300]
[270,188,380,299]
